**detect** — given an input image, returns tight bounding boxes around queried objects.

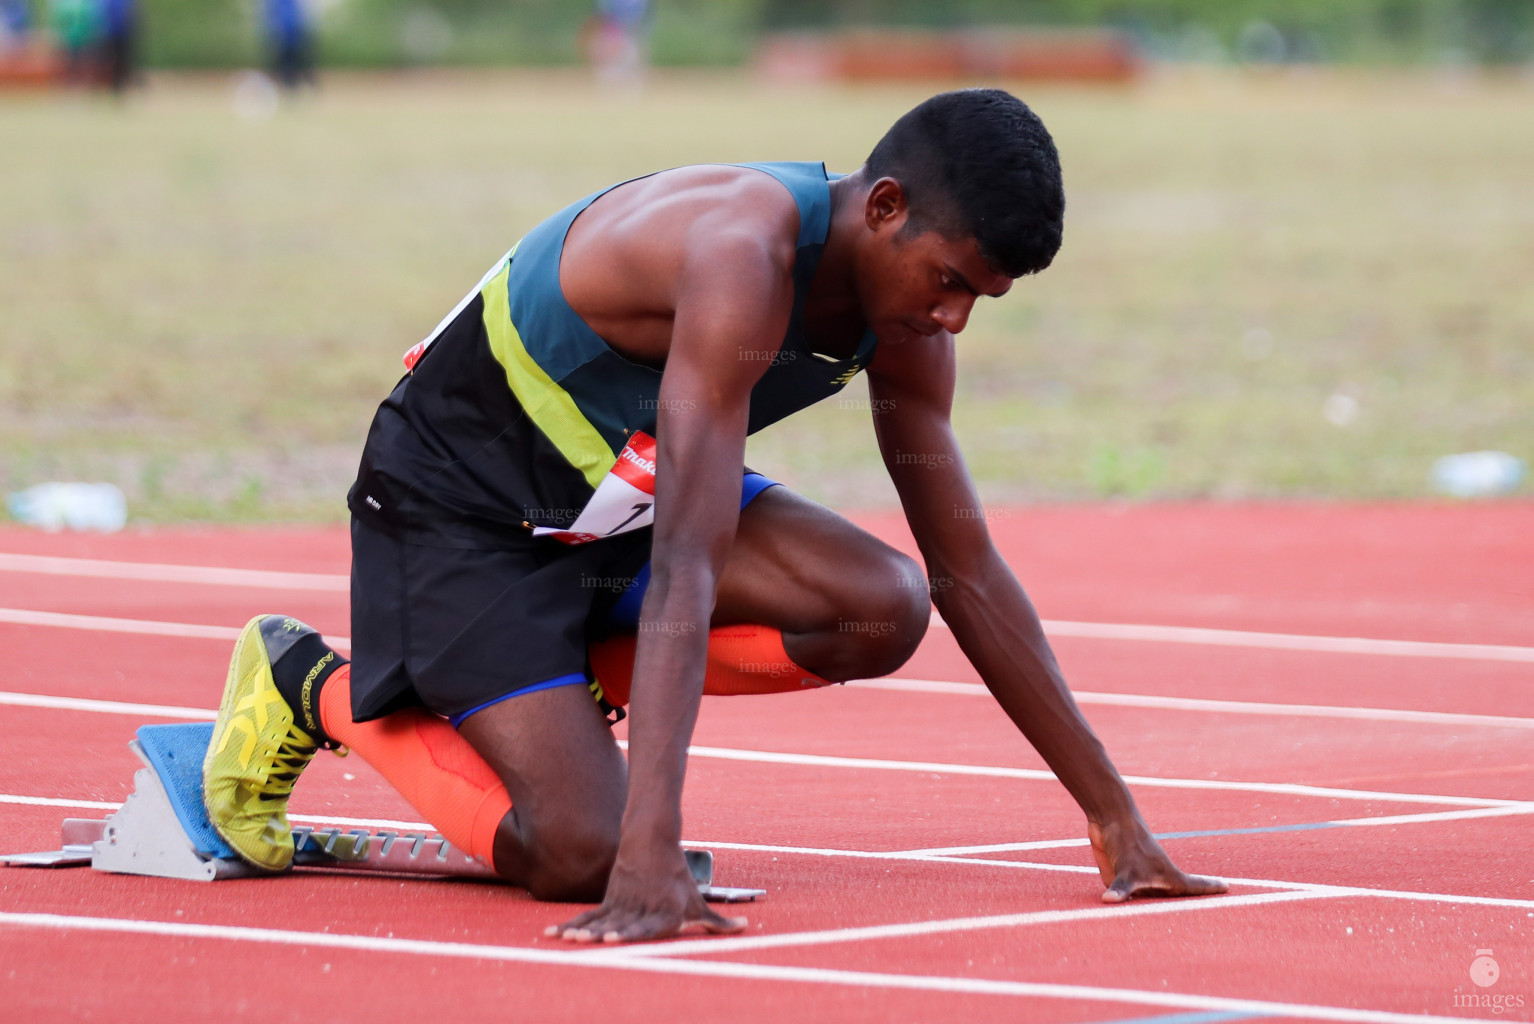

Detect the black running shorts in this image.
[347,516,652,725]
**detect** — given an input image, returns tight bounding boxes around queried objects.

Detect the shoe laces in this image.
[256,729,318,797]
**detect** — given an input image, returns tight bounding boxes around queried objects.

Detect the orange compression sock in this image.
[317,666,510,867]
[589,625,835,709]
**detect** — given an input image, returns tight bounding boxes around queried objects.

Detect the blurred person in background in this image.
[265,0,315,90]
[0,0,31,52]
[50,0,102,84]
[99,0,137,93]
[583,0,649,84]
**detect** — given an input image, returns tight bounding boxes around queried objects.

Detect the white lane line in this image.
[7,605,1529,735]
[0,608,351,651]
[0,910,1508,1024]
[5,608,1529,732]
[0,553,348,592]
[1325,803,1534,829]
[589,889,1334,959]
[0,793,122,811]
[854,679,1534,731]
[4,589,1528,664]
[681,743,1523,809]
[0,608,244,642]
[4,793,1528,912]
[931,610,1534,663]
[0,792,434,832]
[0,691,216,720]
[684,839,1534,910]
[905,803,1534,856]
[1,689,1519,810]
[1017,616,1534,663]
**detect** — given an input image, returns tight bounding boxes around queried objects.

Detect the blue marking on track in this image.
[1078,1011,1266,1024]
[1154,821,1342,841]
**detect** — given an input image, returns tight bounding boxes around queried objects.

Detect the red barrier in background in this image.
[757,29,1141,84]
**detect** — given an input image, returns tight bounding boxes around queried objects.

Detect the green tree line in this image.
[18,0,1533,68]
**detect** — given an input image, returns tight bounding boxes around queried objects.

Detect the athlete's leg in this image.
[454,683,627,902]
[319,670,624,901]
[317,666,511,867]
[589,485,932,706]
[325,490,926,898]
[713,484,930,680]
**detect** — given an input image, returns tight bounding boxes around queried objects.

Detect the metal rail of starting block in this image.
[1,723,763,902]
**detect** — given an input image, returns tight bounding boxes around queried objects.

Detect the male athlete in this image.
[202,89,1226,945]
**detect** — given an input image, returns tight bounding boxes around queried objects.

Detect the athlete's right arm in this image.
[551,215,796,945]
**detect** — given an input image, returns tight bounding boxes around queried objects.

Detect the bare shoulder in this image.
[586,165,799,264]
[560,165,804,359]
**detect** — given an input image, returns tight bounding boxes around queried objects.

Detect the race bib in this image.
[532,431,657,545]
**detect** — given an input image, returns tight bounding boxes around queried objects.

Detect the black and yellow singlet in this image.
[349,161,876,548]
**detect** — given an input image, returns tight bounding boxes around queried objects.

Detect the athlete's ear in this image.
[865,177,909,234]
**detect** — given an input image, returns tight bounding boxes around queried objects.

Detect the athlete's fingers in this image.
[582,903,748,945]
[606,910,683,944]
[702,911,749,934]
[556,913,621,942]
[557,905,676,944]
[1101,876,1135,904]
[1102,870,1230,903]
[549,908,614,940]
[547,908,605,938]
[1178,873,1230,896]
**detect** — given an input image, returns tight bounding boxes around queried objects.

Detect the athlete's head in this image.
[852,89,1064,341]
[869,89,1064,278]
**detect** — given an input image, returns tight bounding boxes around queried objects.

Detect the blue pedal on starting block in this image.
[81,722,261,880]
[2,722,764,900]
[130,722,242,862]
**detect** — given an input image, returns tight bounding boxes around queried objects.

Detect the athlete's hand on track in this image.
[547,843,747,944]
[1088,818,1229,903]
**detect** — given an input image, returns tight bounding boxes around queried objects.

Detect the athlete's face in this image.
[857,179,1014,343]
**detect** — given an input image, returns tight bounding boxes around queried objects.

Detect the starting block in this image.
[2,722,763,902]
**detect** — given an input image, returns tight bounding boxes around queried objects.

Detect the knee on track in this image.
[523,824,620,903]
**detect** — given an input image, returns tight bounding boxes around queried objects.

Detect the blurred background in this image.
[0,0,1529,523]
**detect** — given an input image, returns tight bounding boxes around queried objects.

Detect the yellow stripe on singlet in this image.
[480,263,616,491]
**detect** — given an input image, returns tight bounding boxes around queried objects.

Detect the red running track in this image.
[1,502,1531,1023]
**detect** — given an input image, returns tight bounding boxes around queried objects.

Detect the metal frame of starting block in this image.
[2,723,764,903]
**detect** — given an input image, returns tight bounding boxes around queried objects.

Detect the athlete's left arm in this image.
[866,334,1227,903]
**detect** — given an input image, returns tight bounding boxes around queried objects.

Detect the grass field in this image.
[0,68,1530,521]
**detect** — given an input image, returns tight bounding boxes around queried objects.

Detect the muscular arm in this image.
[556,215,796,943]
[867,335,1226,902]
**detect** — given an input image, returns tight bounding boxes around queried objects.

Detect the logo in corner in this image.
[1470,950,1500,989]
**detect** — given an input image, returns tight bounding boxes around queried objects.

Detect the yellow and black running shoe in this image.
[202,615,325,871]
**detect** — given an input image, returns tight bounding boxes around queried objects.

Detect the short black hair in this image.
[866,89,1064,278]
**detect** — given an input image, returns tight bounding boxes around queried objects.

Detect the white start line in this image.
[0,905,1518,1024]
